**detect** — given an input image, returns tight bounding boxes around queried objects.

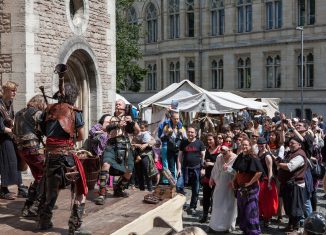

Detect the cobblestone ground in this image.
[183,186,326,235]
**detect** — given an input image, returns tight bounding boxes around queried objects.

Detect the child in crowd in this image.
[133,121,157,191]
[152,139,163,185]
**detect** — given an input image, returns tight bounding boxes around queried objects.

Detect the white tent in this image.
[210,92,267,110]
[154,92,245,114]
[139,80,268,124]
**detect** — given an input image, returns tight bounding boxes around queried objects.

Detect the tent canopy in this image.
[154,92,246,114]
[139,80,267,113]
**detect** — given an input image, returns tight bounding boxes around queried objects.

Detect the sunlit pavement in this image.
[182,185,326,235]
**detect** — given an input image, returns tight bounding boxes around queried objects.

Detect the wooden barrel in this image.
[77,151,101,190]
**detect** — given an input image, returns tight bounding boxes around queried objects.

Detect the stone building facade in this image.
[0,0,116,130]
[122,0,326,120]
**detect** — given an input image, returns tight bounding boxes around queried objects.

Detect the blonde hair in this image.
[2,81,18,91]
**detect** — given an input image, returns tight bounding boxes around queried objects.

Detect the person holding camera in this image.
[276,136,307,232]
[158,111,187,181]
[94,99,140,205]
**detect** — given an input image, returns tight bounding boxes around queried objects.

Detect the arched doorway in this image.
[63,49,98,133]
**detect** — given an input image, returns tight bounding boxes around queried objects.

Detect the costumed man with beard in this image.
[277,136,307,232]
[38,64,89,235]
[13,95,47,217]
[94,99,140,205]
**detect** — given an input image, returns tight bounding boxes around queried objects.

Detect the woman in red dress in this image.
[257,137,278,227]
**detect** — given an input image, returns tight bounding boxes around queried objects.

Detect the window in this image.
[211,59,224,89]
[127,7,138,24]
[169,0,180,39]
[147,64,157,90]
[295,108,302,119]
[237,57,251,88]
[305,108,312,121]
[237,0,252,33]
[187,60,195,82]
[297,53,314,87]
[266,0,282,29]
[169,61,180,84]
[211,0,225,36]
[266,55,281,88]
[146,3,158,43]
[186,0,195,37]
[298,0,315,26]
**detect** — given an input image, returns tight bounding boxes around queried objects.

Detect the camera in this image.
[125,104,132,116]
[282,119,288,124]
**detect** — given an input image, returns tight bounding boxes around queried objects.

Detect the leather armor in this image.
[45,103,81,137]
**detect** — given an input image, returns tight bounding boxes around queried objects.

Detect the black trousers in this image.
[40,155,76,221]
[135,155,153,191]
[202,183,214,214]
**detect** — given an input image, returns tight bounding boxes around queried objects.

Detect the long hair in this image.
[59,83,79,105]
[27,94,46,111]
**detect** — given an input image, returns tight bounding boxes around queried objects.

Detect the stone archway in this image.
[63,49,98,133]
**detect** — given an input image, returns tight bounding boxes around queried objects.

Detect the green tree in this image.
[116,0,147,92]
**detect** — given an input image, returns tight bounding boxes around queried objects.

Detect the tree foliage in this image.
[116,0,147,92]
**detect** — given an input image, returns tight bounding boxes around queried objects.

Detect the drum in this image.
[76,150,101,190]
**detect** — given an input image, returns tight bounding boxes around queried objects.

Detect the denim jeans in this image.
[161,145,169,184]
[176,167,201,209]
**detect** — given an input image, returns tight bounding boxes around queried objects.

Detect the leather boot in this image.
[113,176,129,197]
[38,212,53,230]
[68,203,91,235]
[22,183,37,217]
[94,171,108,205]
[199,213,208,223]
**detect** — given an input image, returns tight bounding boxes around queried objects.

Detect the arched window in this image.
[187,60,195,82]
[146,3,158,43]
[211,59,224,89]
[237,57,251,88]
[186,0,195,37]
[266,55,281,88]
[127,7,138,24]
[211,0,224,36]
[169,0,180,39]
[147,63,157,90]
[266,0,282,29]
[297,52,314,87]
[237,0,252,33]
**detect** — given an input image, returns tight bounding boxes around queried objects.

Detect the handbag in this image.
[310,160,324,180]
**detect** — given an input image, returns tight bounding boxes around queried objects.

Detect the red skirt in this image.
[258,179,278,220]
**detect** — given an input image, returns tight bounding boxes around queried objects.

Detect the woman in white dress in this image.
[208,145,238,232]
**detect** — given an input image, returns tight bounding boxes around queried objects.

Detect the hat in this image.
[293,118,299,123]
[312,117,319,123]
[171,100,179,110]
[257,137,267,144]
[290,136,303,145]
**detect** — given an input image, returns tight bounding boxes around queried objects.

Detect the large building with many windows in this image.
[121,0,326,120]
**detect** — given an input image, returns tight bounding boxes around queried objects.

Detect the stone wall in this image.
[32,0,115,115]
[0,0,12,93]
[1,0,116,120]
